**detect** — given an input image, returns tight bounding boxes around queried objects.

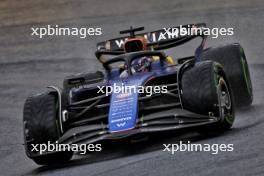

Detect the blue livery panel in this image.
[108,74,152,132]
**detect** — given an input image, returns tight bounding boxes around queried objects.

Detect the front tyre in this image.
[181,61,235,132]
[23,91,73,165]
[203,43,253,107]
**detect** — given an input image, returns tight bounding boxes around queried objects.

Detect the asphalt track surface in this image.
[1,0,264,175]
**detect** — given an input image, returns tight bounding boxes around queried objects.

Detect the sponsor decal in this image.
[116,122,126,127]
[116,92,131,99]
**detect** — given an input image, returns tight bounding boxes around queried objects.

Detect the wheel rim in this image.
[218,78,234,124]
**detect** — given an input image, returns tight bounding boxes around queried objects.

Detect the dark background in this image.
[1,0,264,175]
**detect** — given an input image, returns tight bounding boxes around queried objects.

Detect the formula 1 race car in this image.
[23,23,253,165]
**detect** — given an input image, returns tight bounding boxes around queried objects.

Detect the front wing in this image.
[58,108,218,145]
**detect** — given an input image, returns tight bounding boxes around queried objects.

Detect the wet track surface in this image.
[1,0,264,175]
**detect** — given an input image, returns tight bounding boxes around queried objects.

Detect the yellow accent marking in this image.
[152,56,160,61]
[166,56,175,64]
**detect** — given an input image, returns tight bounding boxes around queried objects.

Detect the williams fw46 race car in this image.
[23,23,253,165]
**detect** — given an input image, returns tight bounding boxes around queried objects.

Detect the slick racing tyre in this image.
[181,61,235,131]
[23,91,73,165]
[203,43,253,107]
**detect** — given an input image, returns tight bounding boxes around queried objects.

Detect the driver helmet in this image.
[131,56,151,73]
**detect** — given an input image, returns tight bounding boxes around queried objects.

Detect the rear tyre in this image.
[62,71,104,105]
[181,61,235,132]
[23,91,73,165]
[203,43,253,107]
[63,71,104,92]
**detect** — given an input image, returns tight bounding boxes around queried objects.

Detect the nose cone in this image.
[108,74,153,132]
[108,81,139,133]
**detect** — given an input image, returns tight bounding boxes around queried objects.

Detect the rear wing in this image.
[96,23,207,62]
[97,23,207,51]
